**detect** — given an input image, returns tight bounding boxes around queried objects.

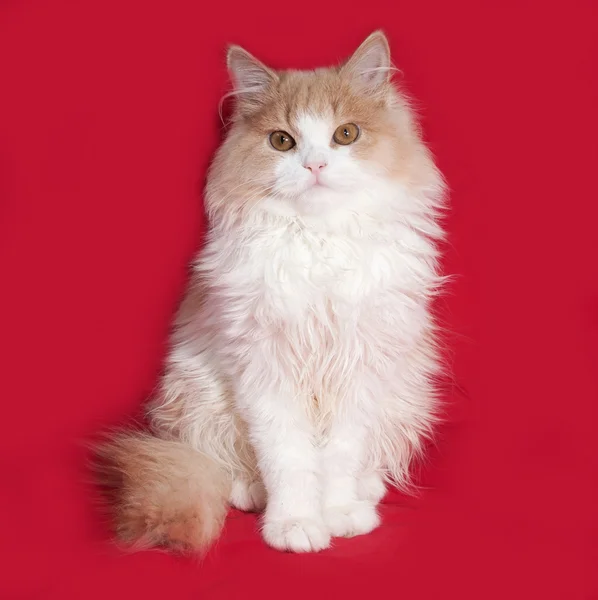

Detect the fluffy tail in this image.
[95,432,230,553]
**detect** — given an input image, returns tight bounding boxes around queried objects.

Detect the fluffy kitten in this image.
[98,31,446,554]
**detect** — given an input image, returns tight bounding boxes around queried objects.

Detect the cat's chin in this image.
[294,198,342,218]
[293,187,374,219]
[293,185,344,210]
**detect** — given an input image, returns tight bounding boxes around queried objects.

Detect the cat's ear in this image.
[342,31,392,91]
[226,45,277,113]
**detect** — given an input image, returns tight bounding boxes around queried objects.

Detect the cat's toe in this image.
[323,501,380,538]
[262,517,331,553]
[229,477,266,512]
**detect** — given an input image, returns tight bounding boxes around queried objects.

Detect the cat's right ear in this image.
[226,46,277,114]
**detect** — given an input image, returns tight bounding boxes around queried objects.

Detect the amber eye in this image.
[269,131,296,152]
[333,123,360,145]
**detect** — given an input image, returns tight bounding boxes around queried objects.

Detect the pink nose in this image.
[303,161,327,173]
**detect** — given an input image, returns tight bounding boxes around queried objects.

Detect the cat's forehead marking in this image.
[294,112,333,145]
[278,71,339,125]
[250,68,387,147]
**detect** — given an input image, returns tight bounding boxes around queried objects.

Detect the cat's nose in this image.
[303,160,327,173]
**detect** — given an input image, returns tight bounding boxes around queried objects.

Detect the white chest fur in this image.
[206,220,428,324]
[196,215,435,418]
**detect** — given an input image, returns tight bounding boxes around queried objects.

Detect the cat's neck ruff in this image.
[213,181,417,241]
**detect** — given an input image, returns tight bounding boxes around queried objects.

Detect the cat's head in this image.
[207,31,440,225]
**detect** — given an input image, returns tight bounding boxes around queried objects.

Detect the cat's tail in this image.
[94,431,230,553]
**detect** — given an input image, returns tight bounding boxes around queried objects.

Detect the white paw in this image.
[357,471,387,504]
[323,501,380,538]
[262,517,331,553]
[229,477,267,512]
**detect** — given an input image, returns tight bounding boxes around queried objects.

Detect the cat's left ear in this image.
[226,45,277,114]
[342,31,392,91]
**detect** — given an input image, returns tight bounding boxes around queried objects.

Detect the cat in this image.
[97,30,446,554]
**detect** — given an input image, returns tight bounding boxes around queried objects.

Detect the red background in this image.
[1,1,597,598]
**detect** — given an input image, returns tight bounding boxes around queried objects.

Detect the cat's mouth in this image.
[308,176,329,190]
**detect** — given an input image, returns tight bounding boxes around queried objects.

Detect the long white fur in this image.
[148,34,445,553]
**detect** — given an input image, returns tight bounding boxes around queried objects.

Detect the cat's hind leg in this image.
[229,475,266,512]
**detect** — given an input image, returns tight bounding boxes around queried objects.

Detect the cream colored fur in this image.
[98,31,446,554]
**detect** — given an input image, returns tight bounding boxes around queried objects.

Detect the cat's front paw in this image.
[323,501,380,538]
[357,471,387,504]
[229,477,266,512]
[262,517,331,553]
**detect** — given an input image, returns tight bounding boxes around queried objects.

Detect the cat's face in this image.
[208,32,430,221]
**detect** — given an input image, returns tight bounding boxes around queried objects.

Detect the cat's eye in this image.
[269,131,296,152]
[333,123,360,146]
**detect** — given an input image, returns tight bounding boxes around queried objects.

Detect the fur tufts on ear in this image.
[225,46,277,115]
[343,31,392,91]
